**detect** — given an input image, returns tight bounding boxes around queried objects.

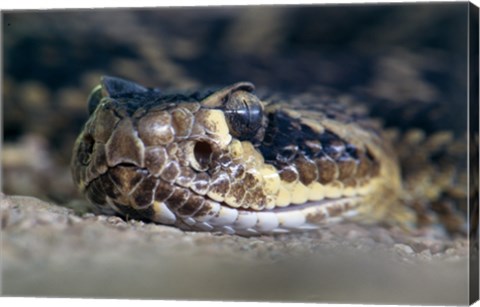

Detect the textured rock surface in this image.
[1,194,470,304]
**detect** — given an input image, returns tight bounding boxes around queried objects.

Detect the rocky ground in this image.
[1,194,471,304]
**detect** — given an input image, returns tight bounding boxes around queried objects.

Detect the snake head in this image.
[72,76,408,235]
[71,76,277,231]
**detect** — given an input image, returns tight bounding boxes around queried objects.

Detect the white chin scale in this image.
[164,197,360,236]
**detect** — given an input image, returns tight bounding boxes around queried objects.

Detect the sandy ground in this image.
[1,194,472,305]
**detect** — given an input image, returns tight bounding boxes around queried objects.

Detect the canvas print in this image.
[2,2,479,305]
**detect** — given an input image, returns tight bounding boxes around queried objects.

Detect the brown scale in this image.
[176,194,205,217]
[243,172,260,189]
[305,210,327,224]
[165,187,191,210]
[154,180,175,202]
[228,180,248,206]
[336,157,358,181]
[189,121,206,138]
[159,161,181,182]
[144,146,168,176]
[294,156,318,185]
[105,118,145,167]
[247,187,267,210]
[176,166,196,188]
[314,143,378,188]
[242,191,256,208]
[175,143,191,168]
[137,110,174,146]
[99,175,131,207]
[107,166,146,195]
[278,165,299,183]
[170,108,195,138]
[207,172,231,199]
[326,203,345,217]
[315,156,338,184]
[92,106,119,143]
[129,175,158,209]
[190,172,211,195]
[193,200,217,218]
[165,143,179,156]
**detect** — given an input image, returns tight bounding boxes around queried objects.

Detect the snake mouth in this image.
[175,195,362,236]
[178,192,362,235]
[84,162,361,235]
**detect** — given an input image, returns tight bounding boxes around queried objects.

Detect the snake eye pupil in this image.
[224,92,263,139]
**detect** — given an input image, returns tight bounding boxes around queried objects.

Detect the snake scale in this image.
[71,76,468,236]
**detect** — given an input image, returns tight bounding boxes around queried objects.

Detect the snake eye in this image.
[224,91,263,139]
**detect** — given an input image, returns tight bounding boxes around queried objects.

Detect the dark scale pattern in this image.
[258,109,372,185]
[98,173,119,200]
[295,157,318,185]
[260,110,352,162]
[166,187,191,210]
[177,194,205,217]
[130,175,158,209]
[155,180,175,202]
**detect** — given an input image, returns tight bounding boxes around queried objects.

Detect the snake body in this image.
[71,76,421,236]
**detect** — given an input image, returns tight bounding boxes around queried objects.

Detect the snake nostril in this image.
[194,141,213,170]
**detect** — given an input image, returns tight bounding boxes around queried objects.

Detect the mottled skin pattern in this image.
[71,76,437,236]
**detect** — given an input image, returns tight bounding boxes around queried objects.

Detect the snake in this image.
[71,75,469,236]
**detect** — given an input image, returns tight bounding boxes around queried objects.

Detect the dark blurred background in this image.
[2,3,469,202]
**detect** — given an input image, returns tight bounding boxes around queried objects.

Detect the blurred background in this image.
[2,3,468,203]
